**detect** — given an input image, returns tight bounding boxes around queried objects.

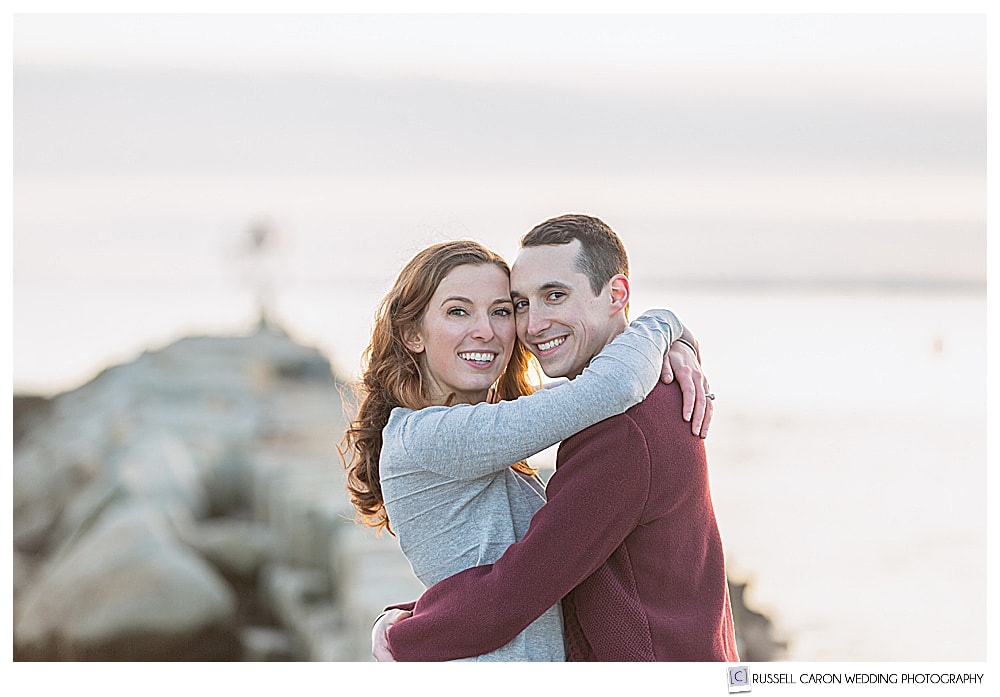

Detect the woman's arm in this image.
[381,309,681,480]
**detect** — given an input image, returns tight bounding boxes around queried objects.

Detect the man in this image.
[374,214,737,661]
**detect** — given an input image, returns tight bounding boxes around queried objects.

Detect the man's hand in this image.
[371,609,411,661]
[660,343,713,438]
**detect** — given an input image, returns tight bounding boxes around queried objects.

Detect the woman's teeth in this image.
[459,352,496,363]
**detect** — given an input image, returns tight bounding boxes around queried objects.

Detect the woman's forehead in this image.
[435,263,511,298]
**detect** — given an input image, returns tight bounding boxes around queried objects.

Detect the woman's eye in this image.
[447,308,468,316]
[493,307,512,317]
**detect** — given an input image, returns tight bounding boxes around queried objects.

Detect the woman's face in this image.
[406,263,516,405]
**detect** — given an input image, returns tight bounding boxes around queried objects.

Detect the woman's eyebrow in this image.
[439,295,513,307]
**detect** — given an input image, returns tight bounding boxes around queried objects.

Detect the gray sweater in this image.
[379,310,681,661]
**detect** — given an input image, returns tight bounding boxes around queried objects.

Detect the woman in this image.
[342,239,705,661]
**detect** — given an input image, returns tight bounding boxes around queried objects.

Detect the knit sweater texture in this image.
[387,380,740,662]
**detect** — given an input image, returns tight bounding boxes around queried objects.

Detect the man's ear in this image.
[608,274,630,314]
[402,325,425,354]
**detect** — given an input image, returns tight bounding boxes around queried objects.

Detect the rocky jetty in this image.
[13,322,424,661]
[12,323,784,661]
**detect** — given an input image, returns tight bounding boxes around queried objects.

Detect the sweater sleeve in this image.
[382,309,680,481]
[386,413,651,661]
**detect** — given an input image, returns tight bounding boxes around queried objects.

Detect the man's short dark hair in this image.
[520,213,629,295]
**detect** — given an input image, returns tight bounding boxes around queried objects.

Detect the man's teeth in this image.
[537,337,566,351]
[459,352,496,362]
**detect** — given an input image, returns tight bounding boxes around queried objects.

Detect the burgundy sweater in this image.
[386,381,739,662]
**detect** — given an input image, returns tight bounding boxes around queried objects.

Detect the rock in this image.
[110,428,210,519]
[729,579,788,661]
[14,501,239,661]
[13,427,107,555]
[13,494,61,556]
[259,564,348,661]
[12,394,53,446]
[240,625,300,661]
[330,523,426,661]
[173,517,276,582]
[13,549,41,604]
[201,445,254,517]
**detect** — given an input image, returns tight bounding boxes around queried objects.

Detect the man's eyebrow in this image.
[511,281,572,299]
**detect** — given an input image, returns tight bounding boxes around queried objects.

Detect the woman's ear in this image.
[402,325,425,354]
[608,274,631,314]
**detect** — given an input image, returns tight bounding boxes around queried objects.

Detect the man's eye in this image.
[547,292,565,302]
[513,300,528,312]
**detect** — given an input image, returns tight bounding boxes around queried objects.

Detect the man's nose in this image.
[524,305,551,338]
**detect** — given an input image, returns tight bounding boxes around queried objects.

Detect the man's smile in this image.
[534,336,567,353]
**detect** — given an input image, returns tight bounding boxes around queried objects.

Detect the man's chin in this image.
[534,359,558,379]
[536,358,572,380]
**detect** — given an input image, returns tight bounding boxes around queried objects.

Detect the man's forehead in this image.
[511,241,581,284]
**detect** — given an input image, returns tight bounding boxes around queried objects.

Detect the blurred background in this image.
[12,10,986,662]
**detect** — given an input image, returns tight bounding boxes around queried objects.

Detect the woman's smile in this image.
[458,350,500,368]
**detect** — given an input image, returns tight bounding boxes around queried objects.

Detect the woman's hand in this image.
[371,608,412,661]
[660,342,713,439]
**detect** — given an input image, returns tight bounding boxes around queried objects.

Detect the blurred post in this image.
[241,217,278,329]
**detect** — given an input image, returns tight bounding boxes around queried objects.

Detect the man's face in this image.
[510,239,617,379]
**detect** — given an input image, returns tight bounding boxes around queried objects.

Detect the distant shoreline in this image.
[215,275,987,295]
[631,278,986,295]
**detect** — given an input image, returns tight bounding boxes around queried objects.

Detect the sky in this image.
[8,5,993,394]
[13,10,987,271]
[12,10,987,98]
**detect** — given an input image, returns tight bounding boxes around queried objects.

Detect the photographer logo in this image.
[727,665,751,693]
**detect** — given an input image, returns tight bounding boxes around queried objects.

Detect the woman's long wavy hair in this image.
[340,240,539,535]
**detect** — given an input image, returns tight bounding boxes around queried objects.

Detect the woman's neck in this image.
[426,389,489,407]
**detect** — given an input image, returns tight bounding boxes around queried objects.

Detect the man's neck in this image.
[599,316,629,352]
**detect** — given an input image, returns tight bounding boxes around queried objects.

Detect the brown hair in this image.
[520,213,629,295]
[340,240,539,535]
